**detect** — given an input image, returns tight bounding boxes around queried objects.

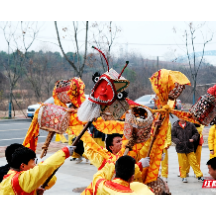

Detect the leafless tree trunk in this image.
[184,22,213,104]
[24,57,46,102]
[0,21,39,118]
[54,21,89,78]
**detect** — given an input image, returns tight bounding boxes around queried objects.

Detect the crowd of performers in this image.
[1,47,216,195]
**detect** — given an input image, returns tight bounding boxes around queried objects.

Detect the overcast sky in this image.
[1,21,216,63]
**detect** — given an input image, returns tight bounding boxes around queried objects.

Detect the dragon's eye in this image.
[94,77,99,83]
[117,91,128,100]
[92,72,101,84]
[117,92,123,100]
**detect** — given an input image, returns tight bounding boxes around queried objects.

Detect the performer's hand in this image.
[67,146,76,156]
[35,157,43,165]
[155,120,162,127]
[66,108,77,113]
[210,150,214,155]
[161,153,166,161]
[36,187,45,195]
[164,181,171,195]
[139,157,150,168]
[189,139,194,142]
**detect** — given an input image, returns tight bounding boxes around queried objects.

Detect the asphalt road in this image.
[0,120,49,146]
[0,113,210,147]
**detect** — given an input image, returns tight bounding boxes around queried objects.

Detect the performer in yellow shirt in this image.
[208,124,216,159]
[92,155,154,195]
[0,145,75,195]
[0,143,25,183]
[161,121,172,182]
[81,132,150,195]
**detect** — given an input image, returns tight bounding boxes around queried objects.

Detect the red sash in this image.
[104,180,133,193]
[94,178,105,195]
[10,171,35,195]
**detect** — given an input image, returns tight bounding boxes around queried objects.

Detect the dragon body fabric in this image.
[22,78,86,152]
[142,69,200,184]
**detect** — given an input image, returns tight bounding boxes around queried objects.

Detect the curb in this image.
[0,118,32,123]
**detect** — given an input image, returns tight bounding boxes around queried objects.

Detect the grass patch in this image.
[0,117,10,119]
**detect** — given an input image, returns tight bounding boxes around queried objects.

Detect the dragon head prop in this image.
[78,46,130,121]
[53,77,86,108]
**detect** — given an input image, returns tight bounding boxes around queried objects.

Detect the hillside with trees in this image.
[0,48,215,117]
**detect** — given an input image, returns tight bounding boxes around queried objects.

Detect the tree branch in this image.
[54,21,78,73]
[196,33,213,74]
[73,21,80,72]
[185,30,193,78]
[80,21,89,77]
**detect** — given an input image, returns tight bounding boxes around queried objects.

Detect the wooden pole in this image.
[41,167,60,189]
[147,114,162,157]
[143,113,162,183]
[41,121,93,188]
[71,121,92,146]
[40,131,56,159]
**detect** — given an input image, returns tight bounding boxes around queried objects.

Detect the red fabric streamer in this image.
[126,98,140,106]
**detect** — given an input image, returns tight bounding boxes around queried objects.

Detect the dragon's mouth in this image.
[100,99,129,121]
[101,111,115,121]
[89,76,116,105]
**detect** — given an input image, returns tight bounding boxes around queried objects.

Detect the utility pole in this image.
[157,56,159,71]
[9,86,12,118]
[192,74,197,105]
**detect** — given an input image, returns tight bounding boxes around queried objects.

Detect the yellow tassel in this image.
[55,134,68,143]
[55,134,61,142]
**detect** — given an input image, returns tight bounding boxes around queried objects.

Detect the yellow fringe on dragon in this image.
[142,69,200,184]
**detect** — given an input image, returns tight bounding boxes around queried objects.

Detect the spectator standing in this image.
[172,118,204,183]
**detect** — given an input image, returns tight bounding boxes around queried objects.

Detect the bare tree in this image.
[0,21,40,118]
[24,56,47,102]
[54,21,89,78]
[91,21,121,72]
[174,22,214,104]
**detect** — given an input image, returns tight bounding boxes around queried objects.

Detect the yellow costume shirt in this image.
[92,163,154,195]
[0,147,70,195]
[208,125,216,159]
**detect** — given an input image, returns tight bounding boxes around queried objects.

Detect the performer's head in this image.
[5,143,25,164]
[106,133,123,155]
[115,155,135,182]
[207,157,216,180]
[10,147,36,171]
[179,118,186,124]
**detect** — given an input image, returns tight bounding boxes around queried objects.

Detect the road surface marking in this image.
[0,122,30,125]
[0,134,67,142]
[0,136,47,141]
[0,128,29,132]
